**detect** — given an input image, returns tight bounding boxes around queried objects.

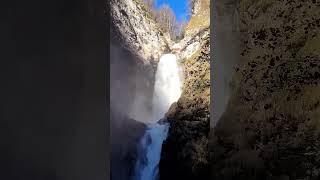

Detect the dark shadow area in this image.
[210,0,320,179]
[0,0,107,179]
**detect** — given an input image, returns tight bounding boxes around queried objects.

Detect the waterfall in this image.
[134,54,182,180]
[152,54,182,121]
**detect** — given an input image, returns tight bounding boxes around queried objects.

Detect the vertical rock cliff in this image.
[110,0,169,68]
[110,0,171,123]
[211,0,320,179]
[109,0,169,179]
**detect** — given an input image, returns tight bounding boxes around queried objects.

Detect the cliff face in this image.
[110,0,169,68]
[211,0,320,179]
[185,0,210,37]
[109,0,169,179]
[110,0,170,122]
[160,0,211,179]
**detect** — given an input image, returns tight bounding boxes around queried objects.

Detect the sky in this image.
[154,0,191,22]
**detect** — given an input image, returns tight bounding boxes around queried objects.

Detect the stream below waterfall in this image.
[134,54,182,180]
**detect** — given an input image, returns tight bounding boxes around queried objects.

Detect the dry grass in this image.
[185,0,210,37]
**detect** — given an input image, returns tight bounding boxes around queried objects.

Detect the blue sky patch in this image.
[154,0,191,22]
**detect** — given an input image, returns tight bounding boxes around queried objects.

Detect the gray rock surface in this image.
[110,0,169,68]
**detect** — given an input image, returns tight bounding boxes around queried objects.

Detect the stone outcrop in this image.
[185,0,210,37]
[210,0,320,179]
[110,0,169,69]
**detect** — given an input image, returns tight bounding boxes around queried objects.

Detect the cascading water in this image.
[134,54,182,180]
[152,54,182,122]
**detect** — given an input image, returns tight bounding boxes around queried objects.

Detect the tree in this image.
[188,0,196,15]
[176,18,188,39]
[187,0,194,17]
[155,4,177,38]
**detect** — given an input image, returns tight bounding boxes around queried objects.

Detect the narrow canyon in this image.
[109,0,210,179]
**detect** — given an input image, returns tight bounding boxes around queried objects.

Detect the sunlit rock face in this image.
[110,0,169,67]
[211,0,320,179]
[185,0,210,37]
[173,0,211,62]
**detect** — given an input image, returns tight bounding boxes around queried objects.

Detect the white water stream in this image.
[134,54,182,180]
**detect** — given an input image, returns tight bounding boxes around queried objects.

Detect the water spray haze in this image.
[135,53,182,180]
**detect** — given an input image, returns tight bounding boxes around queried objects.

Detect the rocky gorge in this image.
[109,0,210,179]
[160,0,210,179]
